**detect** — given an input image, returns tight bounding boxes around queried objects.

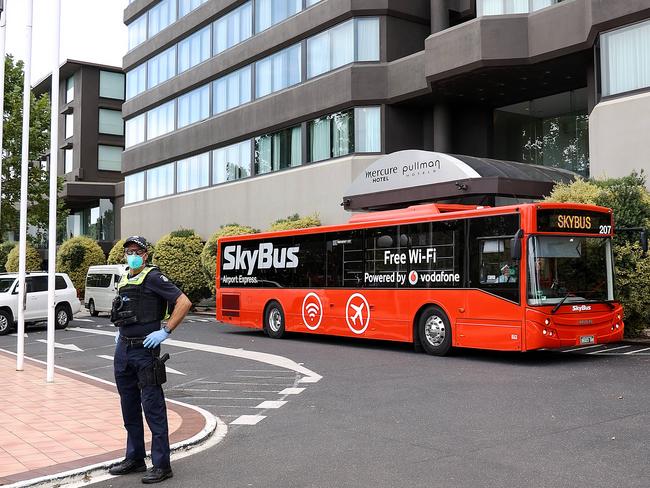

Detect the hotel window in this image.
[255,44,301,98]
[178,25,211,74]
[254,125,301,175]
[64,149,73,173]
[307,18,380,79]
[147,100,176,140]
[65,76,74,103]
[65,113,73,139]
[128,15,147,50]
[125,113,146,148]
[477,0,558,16]
[213,66,252,114]
[306,0,321,6]
[177,152,210,192]
[99,109,124,136]
[98,145,122,172]
[148,0,177,38]
[600,19,650,97]
[125,172,145,204]
[178,85,210,128]
[148,46,176,89]
[213,2,253,55]
[354,106,381,152]
[255,0,301,33]
[179,0,208,17]
[126,64,147,99]
[99,71,125,100]
[147,163,175,199]
[213,141,252,184]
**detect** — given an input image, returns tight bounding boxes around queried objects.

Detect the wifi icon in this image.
[301,292,323,331]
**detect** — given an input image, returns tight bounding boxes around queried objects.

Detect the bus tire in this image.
[264,301,285,339]
[418,306,452,356]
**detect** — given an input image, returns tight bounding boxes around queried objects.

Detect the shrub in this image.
[153,229,210,304]
[5,243,42,272]
[268,213,321,232]
[56,236,106,295]
[546,172,650,336]
[107,239,126,265]
[0,242,17,271]
[201,224,259,294]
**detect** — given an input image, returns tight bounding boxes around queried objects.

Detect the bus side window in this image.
[325,231,363,287]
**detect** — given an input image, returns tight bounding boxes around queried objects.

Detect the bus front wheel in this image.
[418,306,452,356]
[264,301,285,339]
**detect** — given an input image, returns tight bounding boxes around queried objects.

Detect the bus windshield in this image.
[527,235,614,306]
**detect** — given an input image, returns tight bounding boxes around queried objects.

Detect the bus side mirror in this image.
[511,229,523,261]
[641,229,648,254]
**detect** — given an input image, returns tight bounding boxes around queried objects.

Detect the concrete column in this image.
[433,103,452,153]
[431,0,449,34]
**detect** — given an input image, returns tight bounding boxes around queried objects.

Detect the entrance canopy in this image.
[342,150,577,211]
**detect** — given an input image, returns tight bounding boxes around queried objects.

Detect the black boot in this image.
[109,458,146,475]
[142,467,174,484]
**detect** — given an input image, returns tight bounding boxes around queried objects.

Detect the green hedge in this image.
[107,239,126,265]
[5,243,42,272]
[0,242,18,271]
[153,229,210,304]
[546,172,650,336]
[201,224,259,295]
[268,213,321,232]
[56,236,106,296]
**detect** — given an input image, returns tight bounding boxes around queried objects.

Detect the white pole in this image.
[16,0,33,371]
[0,2,7,229]
[46,0,61,383]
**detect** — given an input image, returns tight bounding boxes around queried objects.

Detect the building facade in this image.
[121,0,650,241]
[34,61,126,251]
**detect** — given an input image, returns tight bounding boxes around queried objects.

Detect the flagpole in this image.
[16,0,33,371]
[46,0,61,383]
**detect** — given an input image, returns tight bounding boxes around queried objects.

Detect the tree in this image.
[1,55,68,242]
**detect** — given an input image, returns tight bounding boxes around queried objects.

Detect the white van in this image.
[85,264,127,316]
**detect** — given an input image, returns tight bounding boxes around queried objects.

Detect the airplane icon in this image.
[349,302,365,326]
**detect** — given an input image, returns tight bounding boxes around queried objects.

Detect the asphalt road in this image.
[1,313,649,488]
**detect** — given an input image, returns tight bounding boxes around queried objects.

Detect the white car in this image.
[0,272,81,335]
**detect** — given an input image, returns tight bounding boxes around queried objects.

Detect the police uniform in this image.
[112,261,181,478]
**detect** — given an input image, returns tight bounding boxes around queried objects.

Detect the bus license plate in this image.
[580,335,595,345]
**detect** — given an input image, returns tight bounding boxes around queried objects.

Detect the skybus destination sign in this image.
[537,209,613,234]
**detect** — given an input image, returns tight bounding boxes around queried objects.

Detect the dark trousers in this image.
[114,341,170,469]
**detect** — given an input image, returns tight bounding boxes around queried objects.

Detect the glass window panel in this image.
[179,0,206,17]
[331,20,354,70]
[65,113,73,139]
[125,113,146,148]
[178,85,210,128]
[601,19,650,96]
[255,57,273,98]
[254,125,301,173]
[177,152,209,192]
[98,145,122,172]
[146,163,175,199]
[255,0,302,33]
[332,110,353,157]
[99,71,125,100]
[213,66,251,114]
[354,106,381,152]
[178,25,211,73]
[147,46,176,89]
[126,64,147,99]
[147,100,176,140]
[256,44,301,98]
[307,31,330,78]
[64,149,73,173]
[125,172,145,204]
[306,0,321,6]
[99,109,124,135]
[356,18,380,61]
[308,117,331,162]
[213,141,252,184]
[148,0,177,38]
[213,1,253,55]
[128,15,147,50]
[66,76,74,103]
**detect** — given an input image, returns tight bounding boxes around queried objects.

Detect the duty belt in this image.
[119,335,146,347]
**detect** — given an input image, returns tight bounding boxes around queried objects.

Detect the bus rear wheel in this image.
[264,301,285,339]
[418,306,452,356]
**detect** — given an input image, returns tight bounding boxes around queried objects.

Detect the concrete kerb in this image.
[4,358,227,488]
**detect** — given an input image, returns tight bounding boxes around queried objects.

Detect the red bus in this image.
[216,202,623,355]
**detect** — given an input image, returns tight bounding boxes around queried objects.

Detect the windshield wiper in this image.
[551,292,571,314]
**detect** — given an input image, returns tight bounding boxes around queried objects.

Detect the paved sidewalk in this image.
[0,350,212,487]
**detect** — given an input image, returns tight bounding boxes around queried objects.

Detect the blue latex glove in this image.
[115,331,119,344]
[143,328,170,348]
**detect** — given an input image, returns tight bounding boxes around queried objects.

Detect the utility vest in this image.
[112,267,168,328]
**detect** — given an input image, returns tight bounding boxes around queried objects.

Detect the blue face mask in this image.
[127,254,144,269]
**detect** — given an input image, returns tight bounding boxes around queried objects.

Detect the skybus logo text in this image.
[223,243,300,275]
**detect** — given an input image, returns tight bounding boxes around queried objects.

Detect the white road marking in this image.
[588,345,631,354]
[73,327,322,382]
[231,415,266,425]
[562,344,604,353]
[36,339,83,352]
[97,354,114,361]
[624,347,650,355]
[255,400,287,409]
[73,318,94,322]
[278,387,305,395]
[9,333,28,337]
[298,376,321,384]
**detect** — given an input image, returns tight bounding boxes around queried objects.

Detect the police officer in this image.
[109,236,192,484]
